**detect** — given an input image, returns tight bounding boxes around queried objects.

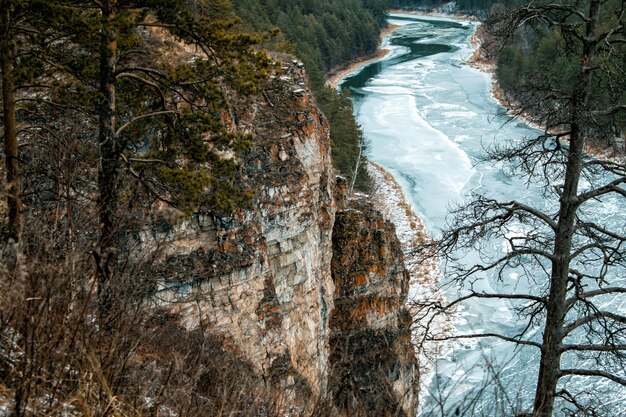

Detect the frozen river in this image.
[339,13,626,416]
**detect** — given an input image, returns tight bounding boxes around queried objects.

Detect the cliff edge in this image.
[142,60,418,415]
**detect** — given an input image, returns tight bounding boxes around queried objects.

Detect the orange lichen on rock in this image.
[329,198,418,417]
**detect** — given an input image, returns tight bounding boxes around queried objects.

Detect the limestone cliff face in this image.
[148,61,335,400]
[143,61,418,413]
[330,199,419,417]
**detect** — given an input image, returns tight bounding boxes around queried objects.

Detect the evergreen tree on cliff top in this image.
[2,0,272,323]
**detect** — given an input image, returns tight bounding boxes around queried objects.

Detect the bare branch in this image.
[115,110,178,137]
[428,332,542,349]
[561,369,626,386]
[115,66,167,79]
[460,248,555,277]
[449,292,546,306]
[119,154,174,206]
[136,22,176,29]
[509,200,558,230]
[564,311,626,334]
[128,158,166,164]
[567,287,626,308]
[561,344,626,352]
[575,222,626,242]
[590,104,626,117]
[577,177,626,205]
[116,72,168,111]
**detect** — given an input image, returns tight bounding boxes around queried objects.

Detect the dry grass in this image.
[0,218,323,417]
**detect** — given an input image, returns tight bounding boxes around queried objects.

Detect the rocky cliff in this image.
[330,199,418,417]
[143,61,418,414]
[143,61,334,402]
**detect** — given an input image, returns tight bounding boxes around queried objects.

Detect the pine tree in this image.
[36,0,272,323]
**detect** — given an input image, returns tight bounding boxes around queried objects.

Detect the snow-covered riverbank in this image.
[366,161,450,404]
[326,24,399,88]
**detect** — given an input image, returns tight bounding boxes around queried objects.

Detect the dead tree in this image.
[416,1,626,416]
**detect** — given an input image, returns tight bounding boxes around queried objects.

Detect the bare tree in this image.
[347,132,366,196]
[416,1,626,416]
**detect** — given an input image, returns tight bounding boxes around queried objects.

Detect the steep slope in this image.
[143,61,336,402]
[140,61,419,414]
[331,198,419,417]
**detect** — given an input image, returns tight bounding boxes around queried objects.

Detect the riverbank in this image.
[366,161,450,401]
[468,23,624,160]
[367,162,438,285]
[466,25,526,127]
[326,24,399,88]
[388,8,478,22]
[327,10,480,88]
[467,26,549,133]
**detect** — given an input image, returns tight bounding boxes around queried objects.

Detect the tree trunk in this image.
[96,1,119,324]
[1,4,21,242]
[532,1,600,415]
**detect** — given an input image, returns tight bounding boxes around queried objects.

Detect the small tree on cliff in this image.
[416,1,626,416]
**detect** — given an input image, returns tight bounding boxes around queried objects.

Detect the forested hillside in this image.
[387,0,511,14]
[233,0,388,190]
[492,0,626,147]
[234,0,386,89]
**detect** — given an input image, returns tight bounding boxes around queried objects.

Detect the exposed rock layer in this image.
[149,61,335,400]
[330,199,418,417]
[146,61,418,414]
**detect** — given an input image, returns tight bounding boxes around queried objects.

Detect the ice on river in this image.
[340,12,626,416]
[357,93,474,227]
